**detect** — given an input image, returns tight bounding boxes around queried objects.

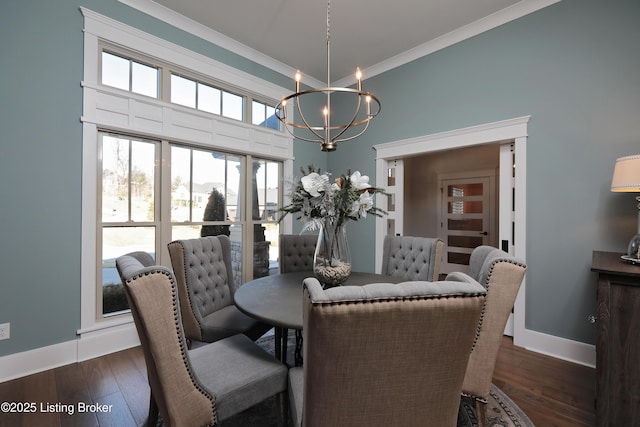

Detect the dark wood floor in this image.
[0,336,595,427]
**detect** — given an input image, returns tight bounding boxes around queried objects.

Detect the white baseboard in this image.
[517,328,596,368]
[0,324,596,383]
[77,321,140,362]
[0,323,140,383]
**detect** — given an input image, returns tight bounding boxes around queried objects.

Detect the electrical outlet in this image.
[0,323,10,340]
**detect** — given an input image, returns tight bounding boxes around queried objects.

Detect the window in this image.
[99,132,159,316]
[170,74,244,121]
[252,100,281,130]
[83,10,292,333]
[97,132,283,319]
[100,46,282,127]
[101,51,159,98]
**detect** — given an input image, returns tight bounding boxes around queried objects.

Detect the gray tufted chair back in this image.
[279,234,317,273]
[168,235,270,343]
[288,277,486,427]
[116,252,287,427]
[381,235,444,281]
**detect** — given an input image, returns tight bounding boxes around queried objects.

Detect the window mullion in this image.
[128,140,133,222]
[159,140,172,267]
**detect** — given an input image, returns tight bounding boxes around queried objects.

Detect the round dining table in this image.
[235,271,404,364]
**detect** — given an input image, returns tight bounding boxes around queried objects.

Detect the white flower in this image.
[350,171,371,190]
[301,172,329,197]
[356,191,374,218]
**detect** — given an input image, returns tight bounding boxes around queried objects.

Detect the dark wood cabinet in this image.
[591,251,640,426]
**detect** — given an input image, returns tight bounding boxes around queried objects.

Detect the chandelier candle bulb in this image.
[295,70,301,92]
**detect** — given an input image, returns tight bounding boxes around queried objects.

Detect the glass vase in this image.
[313,220,351,288]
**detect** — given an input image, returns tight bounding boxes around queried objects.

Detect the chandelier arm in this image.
[278,117,324,144]
[333,117,371,143]
[295,95,326,141]
[328,93,364,143]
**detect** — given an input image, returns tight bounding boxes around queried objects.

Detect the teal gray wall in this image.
[1,0,638,357]
[0,0,294,357]
[326,0,640,344]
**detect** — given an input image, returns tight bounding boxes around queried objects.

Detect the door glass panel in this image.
[448,235,484,249]
[447,183,483,197]
[448,218,483,231]
[448,201,482,214]
[387,166,396,186]
[387,166,396,213]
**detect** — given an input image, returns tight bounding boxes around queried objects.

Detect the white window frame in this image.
[79,8,293,360]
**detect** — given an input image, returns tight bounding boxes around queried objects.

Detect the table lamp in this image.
[611,154,640,260]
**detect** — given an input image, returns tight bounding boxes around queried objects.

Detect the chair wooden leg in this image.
[147,392,159,427]
[278,390,289,427]
[475,399,487,427]
[275,327,288,364]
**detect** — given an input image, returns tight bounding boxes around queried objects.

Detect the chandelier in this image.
[275,0,381,152]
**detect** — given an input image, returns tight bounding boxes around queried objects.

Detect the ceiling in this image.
[138,0,553,85]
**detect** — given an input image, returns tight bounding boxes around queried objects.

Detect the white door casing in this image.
[374,116,529,345]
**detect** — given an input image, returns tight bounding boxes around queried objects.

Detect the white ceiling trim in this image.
[118,0,324,87]
[120,0,560,90]
[344,0,562,87]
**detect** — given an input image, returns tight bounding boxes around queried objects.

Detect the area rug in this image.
[221,332,534,426]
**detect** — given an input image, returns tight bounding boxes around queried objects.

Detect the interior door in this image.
[439,174,494,274]
[375,159,403,272]
[384,159,404,238]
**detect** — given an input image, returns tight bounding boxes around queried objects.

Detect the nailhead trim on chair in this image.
[469,256,527,351]
[307,292,486,306]
[127,268,218,426]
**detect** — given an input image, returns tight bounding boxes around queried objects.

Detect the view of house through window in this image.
[99,133,283,318]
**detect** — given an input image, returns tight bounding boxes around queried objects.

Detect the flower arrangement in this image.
[280,165,387,232]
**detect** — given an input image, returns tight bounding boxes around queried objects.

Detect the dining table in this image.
[235,271,405,364]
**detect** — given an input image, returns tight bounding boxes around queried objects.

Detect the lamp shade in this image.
[611,154,640,192]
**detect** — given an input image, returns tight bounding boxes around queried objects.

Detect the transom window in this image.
[100,46,280,129]
[101,51,159,98]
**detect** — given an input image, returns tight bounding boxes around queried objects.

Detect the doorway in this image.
[374,116,529,345]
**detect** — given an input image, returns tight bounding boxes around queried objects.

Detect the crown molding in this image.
[336,0,561,86]
[118,0,324,88]
[119,0,560,89]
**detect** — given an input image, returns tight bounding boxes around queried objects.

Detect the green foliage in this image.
[103,284,129,314]
[201,187,231,237]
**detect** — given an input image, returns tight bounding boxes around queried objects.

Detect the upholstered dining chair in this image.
[279,234,317,273]
[116,253,287,427]
[445,246,527,427]
[288,277,487,427]
[167,235,271,344]
[381,235,445,281]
